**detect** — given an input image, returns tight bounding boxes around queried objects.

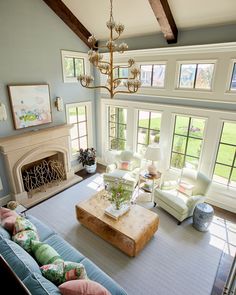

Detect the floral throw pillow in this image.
[12,216,39,252]
[12,229,39,253]
[13,216,37,235]
[31,240,63,266]
[41,261,88,286]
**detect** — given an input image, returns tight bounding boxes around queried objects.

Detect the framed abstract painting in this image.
[8,84,52,129]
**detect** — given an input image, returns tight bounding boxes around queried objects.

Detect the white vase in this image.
[85,163,97,174]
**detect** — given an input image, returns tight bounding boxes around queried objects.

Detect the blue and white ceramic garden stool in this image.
[193,203,214,232]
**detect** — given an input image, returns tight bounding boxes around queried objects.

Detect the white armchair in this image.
[103,150,141,193]
[154,168,211,224]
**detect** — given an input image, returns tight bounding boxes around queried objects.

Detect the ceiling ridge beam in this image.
[148,0,178,44]
[42,0,92,48]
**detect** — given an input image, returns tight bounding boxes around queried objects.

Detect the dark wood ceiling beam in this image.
[148,0,178,44]
[42,0,92,47]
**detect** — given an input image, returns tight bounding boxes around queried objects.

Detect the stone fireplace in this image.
[0,124,82,207]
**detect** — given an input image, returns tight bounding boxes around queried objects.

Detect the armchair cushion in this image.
[155,189,188,214]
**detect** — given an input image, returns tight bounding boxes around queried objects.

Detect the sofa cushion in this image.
[81,258,127,295]
[0,237,41,280]
[23,272,61,295]
[44,234,85,263]
[26,215,56,242]
[59,279,111,295]
[155,189,188,214]
[31,240,63,265]
[0,225,11,239]
[40,261,87,286]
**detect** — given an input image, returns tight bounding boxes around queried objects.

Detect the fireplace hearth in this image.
[0,124,82,207]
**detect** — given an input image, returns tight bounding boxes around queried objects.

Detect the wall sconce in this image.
[55,97,64,112]
[0,102,7,121]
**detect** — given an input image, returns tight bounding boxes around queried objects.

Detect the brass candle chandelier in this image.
[78,0,141,98]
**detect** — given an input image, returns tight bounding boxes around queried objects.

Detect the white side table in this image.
[135,170,161,209]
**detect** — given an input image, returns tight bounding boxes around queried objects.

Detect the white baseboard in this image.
[206,197,236,214]
[96,157,107,166]
[0,195,11,206]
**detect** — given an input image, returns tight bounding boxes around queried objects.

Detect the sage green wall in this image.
[0,0,95,199]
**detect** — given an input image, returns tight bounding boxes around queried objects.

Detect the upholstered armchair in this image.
[103,150,141,193]
[154,168,211,224]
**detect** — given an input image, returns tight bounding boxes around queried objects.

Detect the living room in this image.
[0,0,236,294]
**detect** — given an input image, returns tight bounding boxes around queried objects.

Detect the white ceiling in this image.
[62,0,236,40]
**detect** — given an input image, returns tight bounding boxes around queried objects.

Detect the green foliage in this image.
[105,179,131,210]
[78,148,96,166]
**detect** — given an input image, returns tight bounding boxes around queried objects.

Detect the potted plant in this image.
[78,147,97,173]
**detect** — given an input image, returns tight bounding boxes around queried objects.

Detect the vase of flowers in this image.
[105,179,131,210]
[78,147,97,174]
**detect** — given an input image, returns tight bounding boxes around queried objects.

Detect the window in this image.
[140,64,166,87]
[61,50,88,83]
[178,62,214,90]
[170,115,206,169]
[213,122,236,187]
[64,57,84,78]
[229,62,236,91]
[67,103,92,156]
[137,110,161,154]
[108,107,127,150]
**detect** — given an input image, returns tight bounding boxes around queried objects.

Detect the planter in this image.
[85,163,97,174]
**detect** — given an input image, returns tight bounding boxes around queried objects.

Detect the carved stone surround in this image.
[0,124,82,207]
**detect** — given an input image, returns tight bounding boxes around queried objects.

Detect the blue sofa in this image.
[0,215,127,295]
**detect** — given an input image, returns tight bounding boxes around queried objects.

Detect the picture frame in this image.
[8,84,52,130]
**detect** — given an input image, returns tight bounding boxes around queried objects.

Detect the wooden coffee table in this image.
[76,190,159,257]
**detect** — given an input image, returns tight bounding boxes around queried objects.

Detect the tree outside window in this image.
[170,116,206,170]
[213,122,236,187]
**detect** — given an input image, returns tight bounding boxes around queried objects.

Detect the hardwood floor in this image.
[76,164,235,295]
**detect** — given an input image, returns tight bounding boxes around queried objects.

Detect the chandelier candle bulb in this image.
[77,0,141,98]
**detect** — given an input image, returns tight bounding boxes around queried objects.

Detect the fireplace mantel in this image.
[0,124,82,207]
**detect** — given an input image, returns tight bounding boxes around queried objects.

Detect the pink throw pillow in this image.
[119,161,131,171]
[59,279,111,295]
[0,209,18,232]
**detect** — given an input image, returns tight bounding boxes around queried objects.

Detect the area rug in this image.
[28,174,235,295]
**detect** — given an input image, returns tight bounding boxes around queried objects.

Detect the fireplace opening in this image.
[21,153,66,197]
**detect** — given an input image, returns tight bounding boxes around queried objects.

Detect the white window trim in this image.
[100,97,236,211]
[66,101,93,160]
[174,59,217,92]
[225,59,236,94]
[61,50,90,83]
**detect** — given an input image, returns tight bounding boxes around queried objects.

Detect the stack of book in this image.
[105,204,130,220]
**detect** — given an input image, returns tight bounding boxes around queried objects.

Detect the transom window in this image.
[67,105,89,156]
[213,122,236,187]
[108,107,127,150]
[64,57,84,78]
[140,64,166,87]
[61,50,88,83]
[229,62,236,91]
[170,115,206,169]
[178,63,214,90]
[137,110,161,154]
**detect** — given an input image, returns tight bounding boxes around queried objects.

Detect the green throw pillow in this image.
[31,240,63,266]
[12,229,39,253]
[40,261,87,285]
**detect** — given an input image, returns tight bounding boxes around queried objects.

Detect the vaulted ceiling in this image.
[44,0,236,46]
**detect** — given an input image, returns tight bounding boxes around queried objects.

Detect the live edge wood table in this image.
[76,190,159,257]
